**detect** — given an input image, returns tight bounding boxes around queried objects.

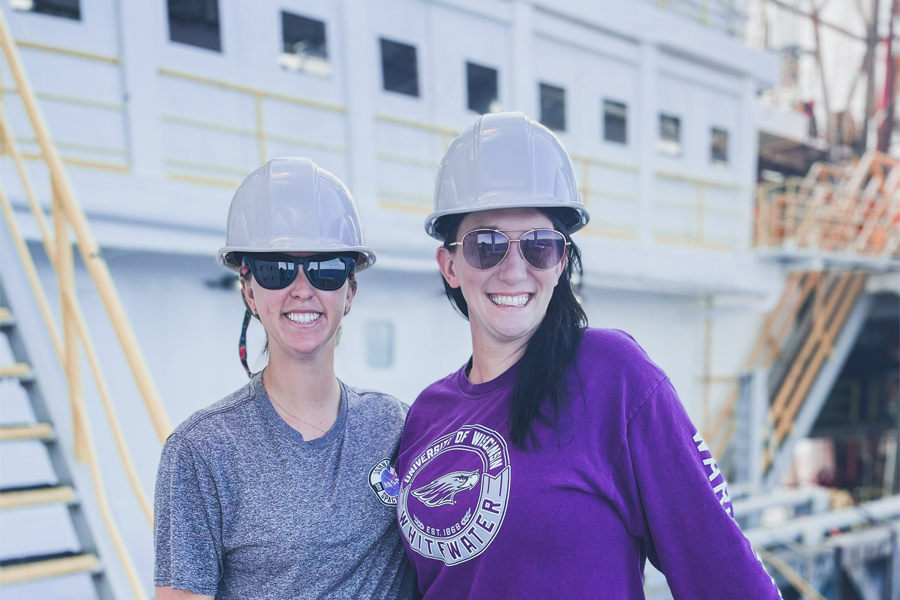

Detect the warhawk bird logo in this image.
[412,470,480,508]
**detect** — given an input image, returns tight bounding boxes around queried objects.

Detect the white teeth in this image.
[286,312,321,324]
[490,294,529,307]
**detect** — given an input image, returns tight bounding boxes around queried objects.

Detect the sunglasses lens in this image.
[305,257,351,290]
[520,230,567,269]
[252,258,298,290]
[462,230,510,270]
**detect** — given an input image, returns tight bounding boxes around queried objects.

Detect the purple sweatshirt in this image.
[396,329,782,599]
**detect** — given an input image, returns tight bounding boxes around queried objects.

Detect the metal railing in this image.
[0,13,173,600]
[0,37,129,173]
[158,66,347,187]
[755,151,900,259]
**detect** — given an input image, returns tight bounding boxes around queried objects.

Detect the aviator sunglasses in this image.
[242,253,355,291]
[449,228,569,271]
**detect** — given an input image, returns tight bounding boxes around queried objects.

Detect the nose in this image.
[496,243,528,284]
[288,269,316,300]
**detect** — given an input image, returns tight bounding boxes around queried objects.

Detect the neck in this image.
[467,325,531,385]
[262,347,341,439]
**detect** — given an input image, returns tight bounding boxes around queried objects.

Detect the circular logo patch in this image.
[398,424,511,565]
[368,458,399,506]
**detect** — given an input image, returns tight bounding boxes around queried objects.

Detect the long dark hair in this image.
[438,209,588,448]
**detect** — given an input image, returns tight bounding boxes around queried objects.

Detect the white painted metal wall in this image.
[0,0,783,597]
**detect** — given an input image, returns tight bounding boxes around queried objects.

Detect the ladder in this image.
[0,286,114,599]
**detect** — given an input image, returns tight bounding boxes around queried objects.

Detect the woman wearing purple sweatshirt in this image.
[394,113,783,599]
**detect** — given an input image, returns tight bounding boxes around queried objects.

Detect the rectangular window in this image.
[540,83,566,132]
[380,38,419,97]
[467,62,499,115]
[657,114,681,155]
[10,0,80,20]
[603,99,627,144]
[279,12,331,77]
[365,320,395,368]
[711,127,729,164]
[167,0,222,52]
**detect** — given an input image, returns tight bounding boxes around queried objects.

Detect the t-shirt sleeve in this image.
[154,433,223,595]
[619,378,783,600]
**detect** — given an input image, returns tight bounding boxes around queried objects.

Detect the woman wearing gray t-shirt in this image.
[153,158,415,600]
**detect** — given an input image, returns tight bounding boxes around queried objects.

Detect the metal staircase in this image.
[0,288,113,599]
[0,12,174,599]
[708,269,873,489]
[707,151,899,490]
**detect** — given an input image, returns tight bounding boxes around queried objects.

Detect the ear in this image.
[436,247,461,289]
[343,282,356,315]
[241,279,258,315]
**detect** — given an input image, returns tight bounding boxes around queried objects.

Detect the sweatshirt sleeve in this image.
[154,433,223,595]
[618,378,783,600]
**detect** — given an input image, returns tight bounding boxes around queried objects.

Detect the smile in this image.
[285,312,321,324]
[488,294,531,307]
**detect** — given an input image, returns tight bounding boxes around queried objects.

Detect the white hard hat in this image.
[217,157,375,272]
[425,112,590,241]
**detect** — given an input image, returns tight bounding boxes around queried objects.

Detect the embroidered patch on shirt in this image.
[369,458,400,506]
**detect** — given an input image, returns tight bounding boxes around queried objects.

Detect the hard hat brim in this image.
[424,202,590,241]
[217,245,376,273]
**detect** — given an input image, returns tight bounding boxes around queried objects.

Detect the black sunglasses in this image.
[449,228,569,271]
[242,253,355,291]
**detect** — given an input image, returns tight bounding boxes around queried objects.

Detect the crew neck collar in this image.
[252,373,348,448]
[455,357,520,399]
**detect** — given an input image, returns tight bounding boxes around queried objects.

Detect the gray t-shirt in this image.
[154,375,416,599]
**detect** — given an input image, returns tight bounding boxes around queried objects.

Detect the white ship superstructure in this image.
[0,1,896,599]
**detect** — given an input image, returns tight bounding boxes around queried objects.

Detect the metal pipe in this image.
[743,495,900,547]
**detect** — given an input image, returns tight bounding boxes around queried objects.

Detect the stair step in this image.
[0,552,99,585]
[0,363,30,379]
[0,423,54,442]
[0,484,76,510]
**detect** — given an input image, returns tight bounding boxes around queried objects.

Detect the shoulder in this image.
[343,383,409,424]
[579,328,653,363]
[575,328,668,401]
[167,380,258,448]
[412,366,463,406]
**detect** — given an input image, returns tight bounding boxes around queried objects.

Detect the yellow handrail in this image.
[0,109,153,520]
[754,547,827,600]
[0,182,148,600]
[0,11,167,599]
[0,12,172,442]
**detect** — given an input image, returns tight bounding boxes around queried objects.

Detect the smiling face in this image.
[241,252,355,364]
[437,208,566,352]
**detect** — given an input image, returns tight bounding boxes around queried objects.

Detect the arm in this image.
[154,435,223,597]
[155,586,214,600]
[621,378,783,600]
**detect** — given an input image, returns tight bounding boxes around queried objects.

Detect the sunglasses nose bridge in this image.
[288,265,318,296]
[495,240,530,280]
